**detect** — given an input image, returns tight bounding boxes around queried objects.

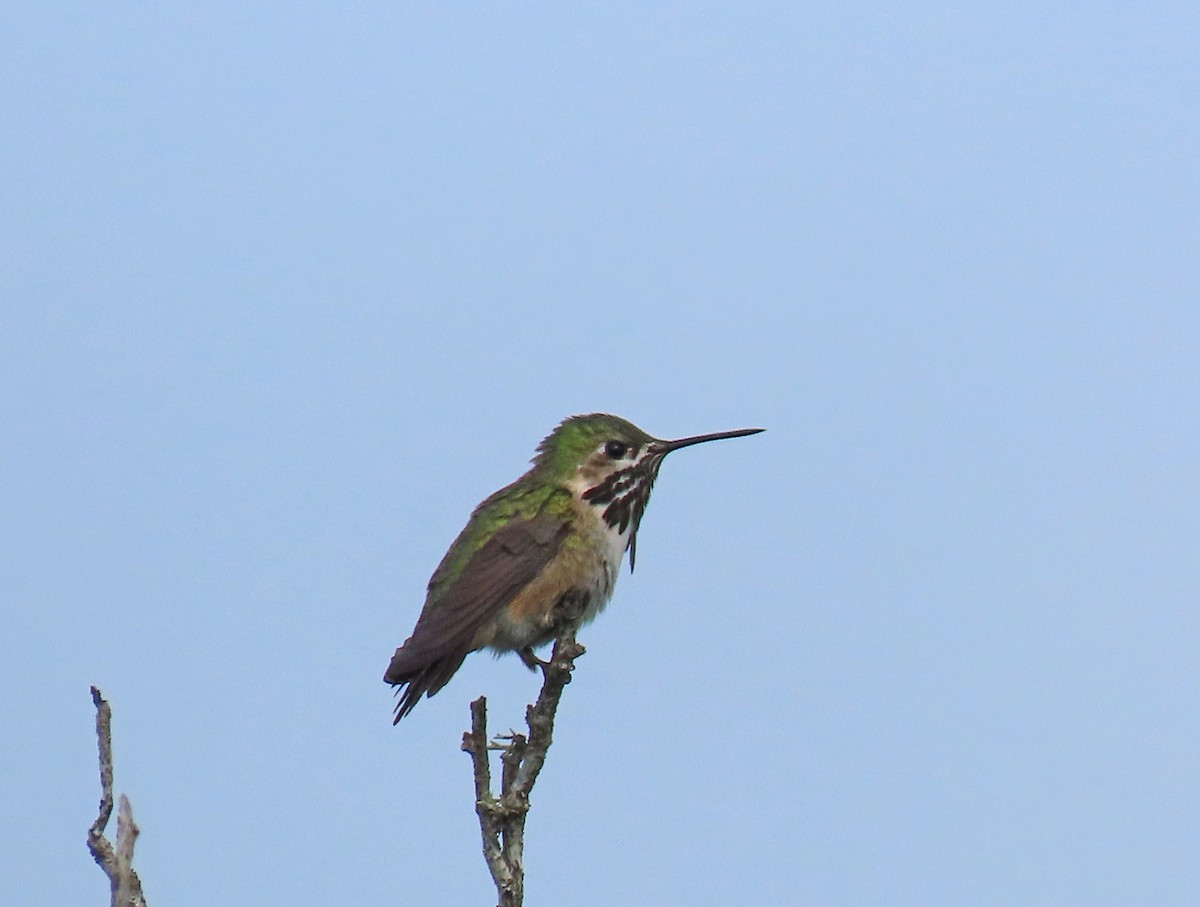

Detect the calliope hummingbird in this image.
[384,413,763,722]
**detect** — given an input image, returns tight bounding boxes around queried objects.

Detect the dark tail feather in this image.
[385,647,469,724]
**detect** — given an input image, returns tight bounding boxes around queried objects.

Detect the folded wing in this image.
[384,512,569,722]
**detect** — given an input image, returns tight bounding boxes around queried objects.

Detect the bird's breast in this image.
[487,507,629,652]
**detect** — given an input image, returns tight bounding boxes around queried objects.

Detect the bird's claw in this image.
[518,646,550,671]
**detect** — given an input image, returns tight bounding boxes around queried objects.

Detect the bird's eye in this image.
[604,440,629,459]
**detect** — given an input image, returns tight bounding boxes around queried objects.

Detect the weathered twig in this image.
[461,599,588,907]
[87,687,149,907]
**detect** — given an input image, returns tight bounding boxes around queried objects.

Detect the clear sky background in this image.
[3,4,1197,906]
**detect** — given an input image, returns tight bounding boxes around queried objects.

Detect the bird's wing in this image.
[385,510,570,721]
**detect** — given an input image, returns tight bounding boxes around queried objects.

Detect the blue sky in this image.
[2,4,1197,905]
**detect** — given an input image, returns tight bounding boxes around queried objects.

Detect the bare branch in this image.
[462,597,587,907]
[462,698,518,902]
[87,687,148,907]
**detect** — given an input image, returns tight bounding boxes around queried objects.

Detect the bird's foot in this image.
[518,646,551,671]
[551,591,588,626]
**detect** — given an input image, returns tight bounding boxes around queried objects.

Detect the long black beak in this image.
[655,427,765,454]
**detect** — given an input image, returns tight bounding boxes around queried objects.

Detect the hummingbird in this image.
[384,413,763,723]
